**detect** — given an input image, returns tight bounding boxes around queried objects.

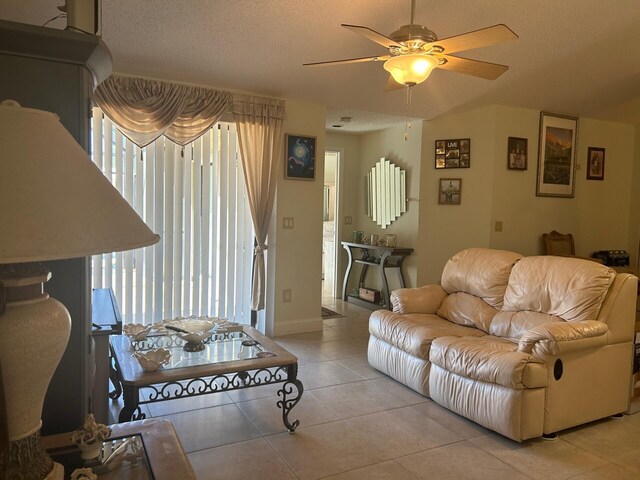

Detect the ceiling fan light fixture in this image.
[384,54,438,86]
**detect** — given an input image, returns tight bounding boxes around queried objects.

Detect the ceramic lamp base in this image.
[0,430,62,480]
[0,263,71,480]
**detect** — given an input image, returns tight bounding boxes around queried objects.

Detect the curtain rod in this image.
[109,71,283,104]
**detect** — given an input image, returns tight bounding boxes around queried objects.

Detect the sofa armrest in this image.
[518,320,608,356]
[391,285,447,314]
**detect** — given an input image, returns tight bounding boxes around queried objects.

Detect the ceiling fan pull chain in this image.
[404,86,412,141]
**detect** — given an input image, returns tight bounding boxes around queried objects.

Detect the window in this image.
[90,108,254,325]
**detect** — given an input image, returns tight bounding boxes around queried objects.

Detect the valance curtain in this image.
[232,95,285,311]
[94,75,232,147]
[93,75,286,312]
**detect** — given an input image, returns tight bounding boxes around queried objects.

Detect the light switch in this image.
[283,217,294,229]
[283,289,292,303]
[495,221,503,232]
[345,216,353,225]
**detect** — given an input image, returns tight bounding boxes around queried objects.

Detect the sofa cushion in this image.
[503,256,616,322]
[441,248,523,308]
[490,311,564,341]
[391,285,448,314]
[430,336,546,388]
[369,311,485,360]
[437,292,498,332]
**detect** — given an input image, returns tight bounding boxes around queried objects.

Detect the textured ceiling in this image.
[2,1,640,132]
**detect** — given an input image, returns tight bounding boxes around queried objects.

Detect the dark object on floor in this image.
[321,307,345,319]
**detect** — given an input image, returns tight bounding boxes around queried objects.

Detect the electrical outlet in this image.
[495,221,503,232]
[282,289,292,303]
[345,216,352,225]
[283,217,294,229]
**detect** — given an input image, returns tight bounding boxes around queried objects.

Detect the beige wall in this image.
[326,132,362,297]
[270,103,637,336]
[359,124,423,292]
[265,98,326,336]
[632,126,640,270]
[418,106,497,284]
[417,105,637,284]
[327,125,423,296]
[491,107,636,258]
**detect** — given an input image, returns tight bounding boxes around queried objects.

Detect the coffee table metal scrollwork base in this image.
[277,379,304,432]
[109,326,304,432]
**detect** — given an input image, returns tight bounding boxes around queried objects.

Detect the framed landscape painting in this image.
[285,134,316,180]
[536,112,578,197]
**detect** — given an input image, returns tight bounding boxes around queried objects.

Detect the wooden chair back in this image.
[543,231,575,256]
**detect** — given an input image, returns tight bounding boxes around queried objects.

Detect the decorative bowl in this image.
[163,316,218,351]
[133,348,172,372]
[123,323,153,341]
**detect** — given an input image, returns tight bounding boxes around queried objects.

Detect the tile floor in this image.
[110,299,640,479]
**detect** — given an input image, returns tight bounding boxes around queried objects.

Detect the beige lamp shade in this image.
[383,54,439,86]
[0,101,159,263]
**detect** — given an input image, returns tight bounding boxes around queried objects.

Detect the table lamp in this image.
[0,100,160,479]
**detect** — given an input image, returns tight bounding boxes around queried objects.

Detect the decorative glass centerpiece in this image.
[162,316,218,352]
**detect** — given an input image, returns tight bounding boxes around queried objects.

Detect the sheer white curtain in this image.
[232,95,285,311]
[90,107,253,324]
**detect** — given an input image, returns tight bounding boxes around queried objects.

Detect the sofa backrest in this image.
[441,248,523,309]
[502,256,616,323]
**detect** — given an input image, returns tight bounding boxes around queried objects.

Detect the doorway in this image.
[322,150,340,299]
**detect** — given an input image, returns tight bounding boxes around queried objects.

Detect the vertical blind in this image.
[90,107,254,325]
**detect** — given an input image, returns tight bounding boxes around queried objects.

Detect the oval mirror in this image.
[365,157,406,229]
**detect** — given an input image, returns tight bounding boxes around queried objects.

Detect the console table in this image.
[341,241,413,310]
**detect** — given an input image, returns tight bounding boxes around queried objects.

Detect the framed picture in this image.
[285,134,316,180]
[536,112,578,197]
[435,138,470,169]
[507,137,527,170]
[586,147,605,180]
[438,178,462,205]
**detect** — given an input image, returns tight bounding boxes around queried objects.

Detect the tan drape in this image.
[94,75,232,147]
[232,95,285,311]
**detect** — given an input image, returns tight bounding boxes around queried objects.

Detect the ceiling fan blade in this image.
[438,54,509,80]
[342,24,404,49]
[426,24,518,54]
[384,75,405,92]
[304,55,390,67]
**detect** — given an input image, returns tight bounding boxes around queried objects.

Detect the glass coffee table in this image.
[109,325,303,432]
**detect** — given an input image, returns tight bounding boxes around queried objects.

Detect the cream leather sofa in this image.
[368,248,637,441]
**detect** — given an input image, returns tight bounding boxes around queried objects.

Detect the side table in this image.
[43,418,195,479]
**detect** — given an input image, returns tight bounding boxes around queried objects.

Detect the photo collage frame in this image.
[435,138,470,169]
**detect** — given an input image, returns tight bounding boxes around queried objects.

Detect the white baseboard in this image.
[273,317,323,337]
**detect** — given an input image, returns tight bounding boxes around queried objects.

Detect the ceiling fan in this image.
[304,0,518,91]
